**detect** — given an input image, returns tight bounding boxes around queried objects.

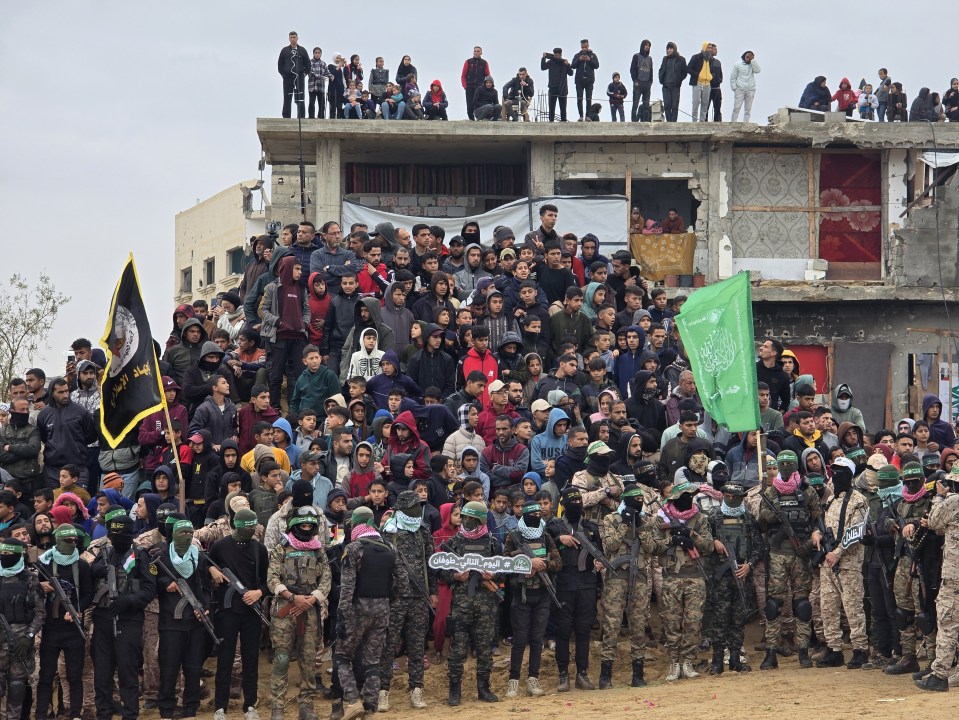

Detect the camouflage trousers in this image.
[660,575,705,663]
[335,597,389,708]
[600,573,649,662]
[752,560,796,635]
[764,552,811,649]
[142,609,160,701]
[0,627,35,720]
[447,590,498,683]
[820,562,867,651]
[810,570,824,641]
[893,560,935,656]
[381,596,431,689]
[271,606,321,709]
[707,570,750,649]
[930,581,959,679]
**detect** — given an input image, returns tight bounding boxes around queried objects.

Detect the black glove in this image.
[860,533,875,546]
[14,634,32,657]
[671,534,694,550]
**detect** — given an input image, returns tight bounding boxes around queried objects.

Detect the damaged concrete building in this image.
[256,115,959,430]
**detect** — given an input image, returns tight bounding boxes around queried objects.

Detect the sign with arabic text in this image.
[429,552,532,575]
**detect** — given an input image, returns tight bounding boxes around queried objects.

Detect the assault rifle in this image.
[810,517,838,570]
[439,542,499,598]
[884,500,934,634]
[714,552,751,612]
[609,511,642,609]
[205,555,272,628]
[0,613,30,674]
[153,556,221,645]
[661,518,709,582]
[34,563,88,642]
[759,492,803,551]
[506,527,564,608]
[559,519,616,575]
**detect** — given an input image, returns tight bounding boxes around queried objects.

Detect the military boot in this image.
[759,650,778,670]
[816,649,844,668]
[599,661,613,689]
[271,706,285,720]
[915,673,949,692]
[575,672,595,690]
[797,648,812,669]
[728,647,750,672]
[298,706,318,720]
[885,655,920,675]
[913,665,933,681]
[847,649,868,669]
[477,677,499,703]
[709,645,725,675]
[328,701,343,720]
[447,680,462,707]
[557,672,570,692]
[631,660,646,687]
[340,702,364,720]
[377,690,389,711]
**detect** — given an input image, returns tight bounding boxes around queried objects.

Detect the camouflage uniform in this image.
[380,522,437,692]
[758,484,821,654]
[648,508,713,665]
[439,531,501,689]
[0,565,45,720]
[194,515,265,548]
[599,491,657,663]
[335,534,406,711]
[267,534,331,712]
[888,490,940,659]
[819,489,869,653]
[706,506,763,650]
[745,485,795,638]
[133,528,163,704]
[922,492,959,682]
[572,469,625,525]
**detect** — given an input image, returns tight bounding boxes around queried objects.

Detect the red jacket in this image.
[307,272,331,346]
[461,348,499,405]
[385,410,431,480]
[237,403,280,455]
[475,401,519,445]
[138,401,189,472]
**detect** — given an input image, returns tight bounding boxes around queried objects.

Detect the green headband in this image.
[172,520,194,533]
[522,502,540,514]
[0,543,24,554]
[622,486,645,498]
[104,509,128,523]
[288,514,319,529]
[233,516,258,529]
[54,525,80,539]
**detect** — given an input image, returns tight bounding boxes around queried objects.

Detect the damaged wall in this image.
[891,171,959,287]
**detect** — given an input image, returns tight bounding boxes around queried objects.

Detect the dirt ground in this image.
[153,618,954,720]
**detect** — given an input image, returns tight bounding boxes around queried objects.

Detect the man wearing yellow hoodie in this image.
[687,42,718,122]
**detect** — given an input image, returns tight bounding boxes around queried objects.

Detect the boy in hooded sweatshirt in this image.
[458,446,490,500]
[366,351,423,410]
[271,418,302,470]
[832,78,858,116]
[346,328,385,382]
[307,272,331,347]
[348,441,381,498]
[530,408,571,475]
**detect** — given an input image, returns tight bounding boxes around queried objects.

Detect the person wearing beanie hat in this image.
[757,450,823,671]
[35,523,93,720]
[335,505,402,719]
[89,506,158,720]
[208,505,268,719]
[438,498,500,705]
[266,505,331,720]
[0,536,43,720]
[648,476,713,681]
[705,479,763,674]
[571,440,622,525]
[378,490,438,711]
[884,460,942,677]
[815,457,870,670]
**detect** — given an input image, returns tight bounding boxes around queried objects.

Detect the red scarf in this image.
[662,503,698,522]
[773,472,801,495]
[901,485,927,503]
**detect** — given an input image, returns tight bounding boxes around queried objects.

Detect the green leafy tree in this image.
[0,273,71,401]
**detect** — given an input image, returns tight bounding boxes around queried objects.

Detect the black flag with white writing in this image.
[99,255,164,448]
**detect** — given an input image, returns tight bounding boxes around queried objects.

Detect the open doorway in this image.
[554,178,699,230]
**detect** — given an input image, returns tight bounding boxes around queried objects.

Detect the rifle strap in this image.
[836,492,852,541]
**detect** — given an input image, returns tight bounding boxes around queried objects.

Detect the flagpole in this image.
[160,394,187,514]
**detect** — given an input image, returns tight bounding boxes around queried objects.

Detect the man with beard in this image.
[379,492,437,711]
[757,451,822,670]
[90,507,157,720]
[598,478,658,688]
[572,441,623,525]
[267,506,331,720]
[649,478,714,680]
[441,235,466,275]
[755,340,791,412]
[885,461,942,676]
[611,430,645,478]
[35,524,93,720]
[629,39,655,121]
[548,487,605,691]
[607,400,631,453]
[707,481,762,673]
[815,457,870,669]
[37,377,97,489]
[0,398,42,490]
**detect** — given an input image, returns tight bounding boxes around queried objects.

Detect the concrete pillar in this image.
[529,141,555,199]
[705,141,734,281]
[315,138,342,223]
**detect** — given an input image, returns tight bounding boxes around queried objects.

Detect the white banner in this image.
[342,195,629,253]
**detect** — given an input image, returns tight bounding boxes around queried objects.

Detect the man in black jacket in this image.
[571,39,600,121]
[629,40,654,121]
[503,68,535,122]
[658,42,687,122]
[541,48,573,121]
[37,378,97,488]
[277,31,310,118]
[755,339,791,411]
[472,77,502,121]
[461,46,490,120]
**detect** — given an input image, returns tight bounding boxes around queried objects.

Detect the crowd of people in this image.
[278,32,763,123]
[2,204,959,720]
[798,70,959,122]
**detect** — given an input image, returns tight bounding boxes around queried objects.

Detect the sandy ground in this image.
[151,619,954,720]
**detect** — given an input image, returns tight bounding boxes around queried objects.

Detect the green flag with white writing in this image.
[674,271,760,432]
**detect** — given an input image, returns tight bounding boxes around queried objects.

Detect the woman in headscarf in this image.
[909,87,938,122]
[943,78,959,122]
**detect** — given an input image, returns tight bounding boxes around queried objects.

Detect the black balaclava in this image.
[8,410,29,428]
[199,355,222,372]
[561,488,584,524]
[672,492,694,512]
[156,504,178,542]
[831,465,854,496]
[105,506,134,555]
[587,452,612,477]
[633,460,659,490]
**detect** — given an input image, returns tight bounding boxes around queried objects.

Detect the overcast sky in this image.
[1,0,952,375]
